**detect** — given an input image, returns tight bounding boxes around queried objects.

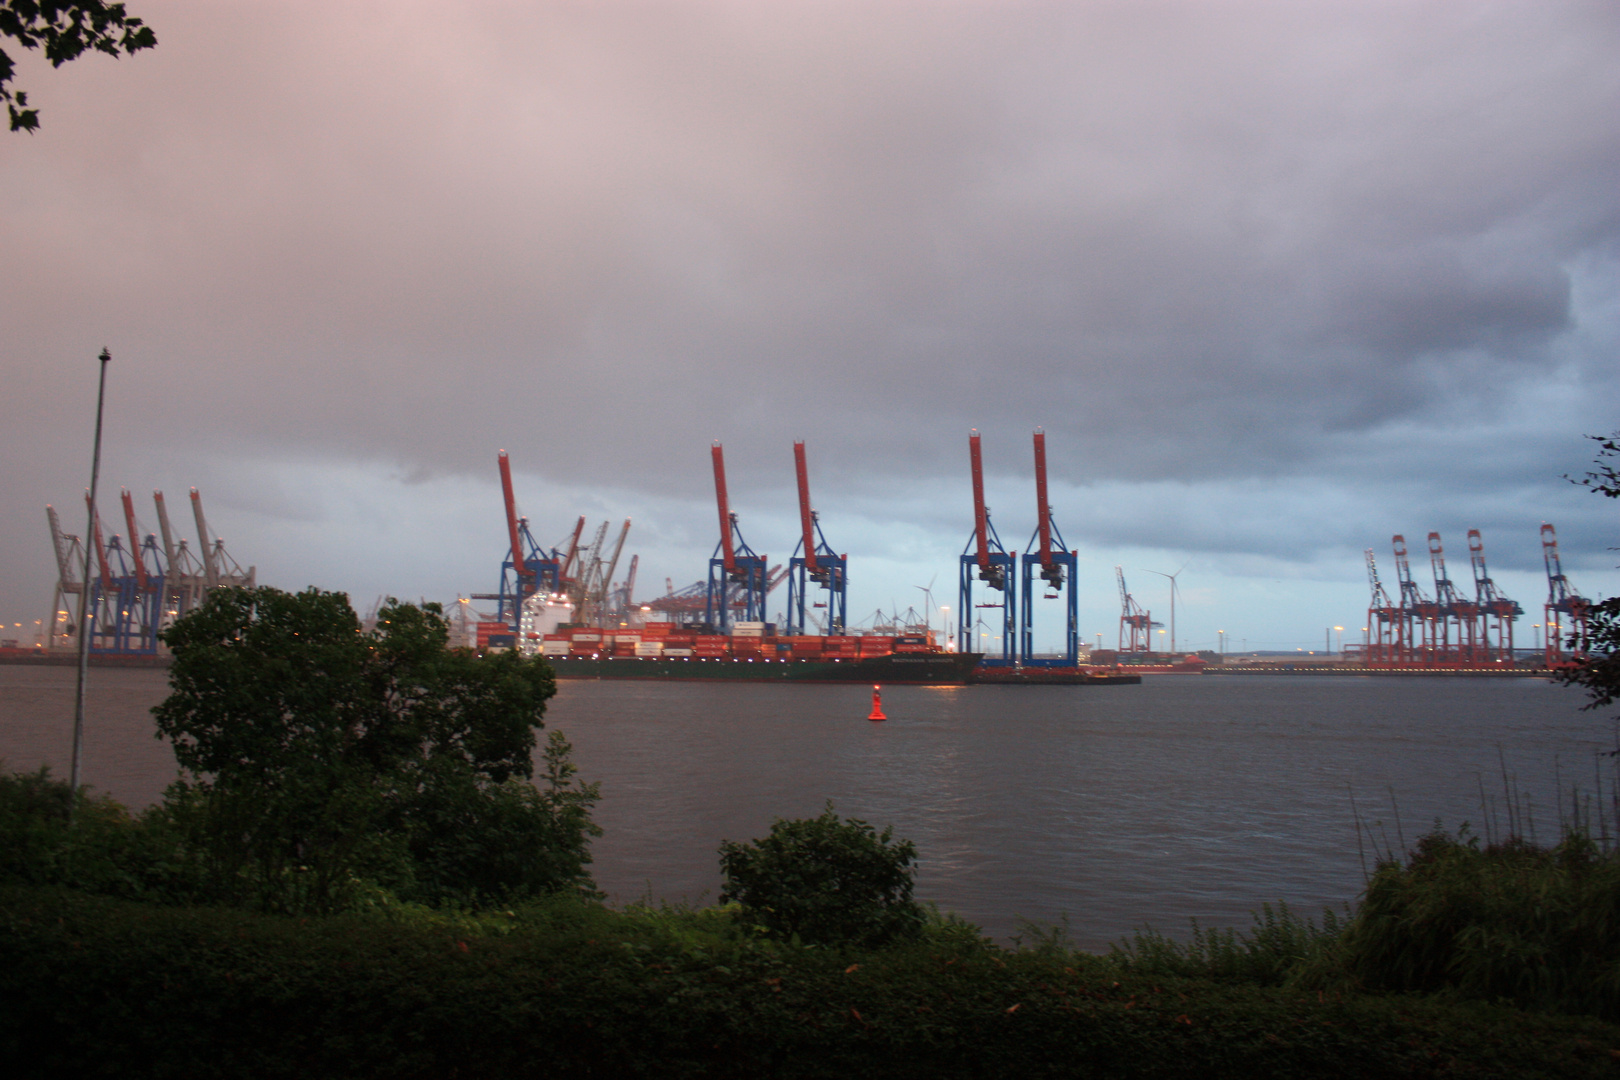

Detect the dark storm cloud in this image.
[3,1,1617,631]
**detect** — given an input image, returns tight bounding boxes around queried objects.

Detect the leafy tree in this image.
[153,587,597,913]
[1,1,155,132]
[1561,433,1620,721]
[719,803,923,947]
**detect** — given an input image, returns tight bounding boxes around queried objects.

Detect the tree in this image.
[153,587,598,913]
[1561,432,1620,720]
[719,804,923,947]
[1,1,155,132]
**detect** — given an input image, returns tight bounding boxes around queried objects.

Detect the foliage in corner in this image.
[1560,431,1620,719]
[152,587,596,914]
[0,1,156,131]
[718,802,923,948]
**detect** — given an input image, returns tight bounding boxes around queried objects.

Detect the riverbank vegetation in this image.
[5,761,1620,1077]
[6,583,1620,1076]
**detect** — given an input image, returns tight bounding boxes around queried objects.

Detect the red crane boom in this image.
[712,442,736,572]
[86,494,113,590]
[497,450,530,579]
[793,440,819,573]
[120,489,148,592]
[559,515,586,583]
[1033,428,1053,568]
[969,430,991,571]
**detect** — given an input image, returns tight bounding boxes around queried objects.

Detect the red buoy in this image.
[868,684,887,721]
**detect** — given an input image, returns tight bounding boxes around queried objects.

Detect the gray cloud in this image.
[3,0,1617,642]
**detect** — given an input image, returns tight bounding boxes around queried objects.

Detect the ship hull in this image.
[544,653,981,684]
[968,666,1142,685]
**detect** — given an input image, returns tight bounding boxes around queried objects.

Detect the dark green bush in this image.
[6,885,1620,1080]
[150,588,596,914]
[0,764,186,900]
[1301,827,1620,1019]
[719,803,924,947]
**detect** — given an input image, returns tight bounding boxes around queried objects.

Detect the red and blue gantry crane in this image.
[1541,523,1589,666]
[1428,532,1480,664]
[1468,529,1522,664]
[785,441,847,636]
[958,430,1017,664]
[705,442,769,632]
[1391,534,1442,665]
[493,450,564,635]
[1019,429,1079,666]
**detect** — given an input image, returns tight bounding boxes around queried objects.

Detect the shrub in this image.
[1106,902,1343,986]
[1300,826,1620,1019]
[719,803,923,947]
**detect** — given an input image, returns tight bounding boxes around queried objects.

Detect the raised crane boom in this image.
[87,494,113,591]
[498,451,529,580]
[794,441,819,574]
[712,442,736,572]
[120,489,149,592]
[969,430,993,576]
[46,505,78,590]
[191,488,220,588]
[598,518,631,611]
[153,491,179,577]
[1033,428,1053,570]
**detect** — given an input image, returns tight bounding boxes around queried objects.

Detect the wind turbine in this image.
[1141,566,1184,656]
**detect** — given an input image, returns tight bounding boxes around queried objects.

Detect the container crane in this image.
[1428,532,1478,665]
[785,441,848,636]
[1392,534,1438,665]
[189,488,255,591]
[1468,529,1522,663]
[957,430,1016,664]
[154,491,208,622]
[491,451,563,634]
[44,505,84,649]
[614,554,639,615]
[1364,550,1400,665]
[705,443,768,632]
[591,518,632,624]
[1018,429,1079,667]
[1116,566,1157,655]
[116,488,166,652]
[1542,523,1589,666]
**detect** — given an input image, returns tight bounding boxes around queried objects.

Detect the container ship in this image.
[486,620,981,685]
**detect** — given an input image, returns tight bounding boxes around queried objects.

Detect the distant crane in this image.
[1018,429,1078,667]
[1364,550,1400,665]
[489,451,563,634]
[154,491,205,621]
[1541,523,1589,666]
[613,553,639,615]
[1392,534,1439,665]
[958,430,1016,664]
[1468,529,1522,664]
[1115,566,1158,655]
[45,487,251,655]
[705,442,768,632]
[785,441,848,636]
[1428,532,1478,665]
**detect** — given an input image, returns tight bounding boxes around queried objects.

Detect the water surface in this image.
[2,667,1607,947]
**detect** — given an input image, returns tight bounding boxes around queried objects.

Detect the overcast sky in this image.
[3,0,1617,653]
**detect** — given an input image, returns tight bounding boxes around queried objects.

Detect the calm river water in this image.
[1,667,1611,948]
